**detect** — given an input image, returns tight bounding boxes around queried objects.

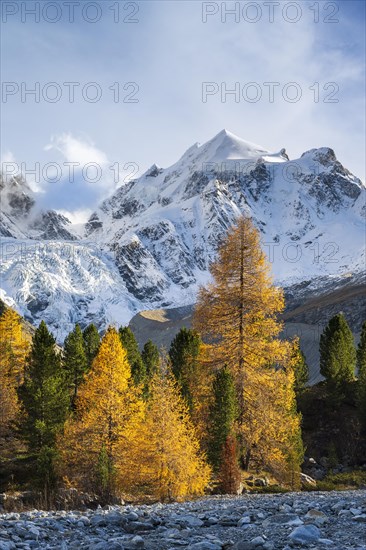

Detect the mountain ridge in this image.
[1,130,365,342]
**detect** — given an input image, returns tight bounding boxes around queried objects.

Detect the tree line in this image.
[1,217,365,504]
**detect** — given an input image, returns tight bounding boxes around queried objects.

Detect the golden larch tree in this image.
[0,308,29,437]
[193,216,303,484]
[58,326,144,499]
[133,369,211,501]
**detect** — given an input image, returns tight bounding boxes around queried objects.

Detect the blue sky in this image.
[1,0,365,219]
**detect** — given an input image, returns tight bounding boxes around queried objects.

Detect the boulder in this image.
[300,473,317,488]
[304,509,328,525]
[254,478,269,487]
[289,524,320,545]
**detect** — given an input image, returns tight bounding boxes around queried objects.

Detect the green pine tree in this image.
[357,321,366,377]
[293,347,309,395]
[169,328,201,410]
[141,339,159,378]
[208,366,238,471]
[285,398,305,490]
[356,321,366,429]
[320,313,356,389]
[18,321,69,495]
[63,324,88,408]
[118,326,146,385]
[82,323,100,369]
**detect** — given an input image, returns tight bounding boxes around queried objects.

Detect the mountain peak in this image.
[214,128,236,139]
[177,130,282,169]
[205,129,269,158]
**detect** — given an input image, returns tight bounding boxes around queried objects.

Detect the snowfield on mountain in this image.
[1,130,365,341]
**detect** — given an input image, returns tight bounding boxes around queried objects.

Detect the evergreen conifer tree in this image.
[357,321,366,377]
[141,339,160,379]
[118,326,146,385]
[208,366,238,471]
[356,320,366,429]
[18,321,69,495]
[63,324,88,408]
[169,328,201,409]
[292,343,309,395]
[82,323,100,369]
[320,314,356,389]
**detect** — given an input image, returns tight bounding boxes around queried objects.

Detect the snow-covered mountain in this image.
[0,173,76,241]
[1,130,365,342]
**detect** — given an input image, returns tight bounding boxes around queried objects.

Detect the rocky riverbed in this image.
[0,491,365,550]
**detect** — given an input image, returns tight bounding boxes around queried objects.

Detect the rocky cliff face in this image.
[0,130,365,341]
[0,174,75,241]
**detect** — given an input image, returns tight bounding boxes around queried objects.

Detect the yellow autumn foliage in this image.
[59,329,211,500]
[131,371,211,500]
[58,327,145,497]
[193,217,303,486]
[0,308,29,436]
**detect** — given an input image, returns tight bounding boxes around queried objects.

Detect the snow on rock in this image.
[0,130,365,341]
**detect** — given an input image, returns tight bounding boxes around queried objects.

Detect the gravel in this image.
[0,490,365,549]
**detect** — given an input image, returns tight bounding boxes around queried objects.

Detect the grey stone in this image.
[238,516,251,526]
[279,504,293,513]
[352,515,366,522]
[128,536,145,549]
[123,535,145,550]
[15,527,28,538]
[90,515,108,527]
[187,543,221,550]
[88,543,109,550]
[331,501,347,512]
[219,516,240,526]
[289,524,320,545]
[300,473,317,488]
[233,543,256,550]
[106,512,124,525]
[27,527,40,540]
[177,516,204,528]
[124,521,155,533]
[263,513,302,526]
[207,517,218,525]
[250,536,266,547]
[304,509,329,525]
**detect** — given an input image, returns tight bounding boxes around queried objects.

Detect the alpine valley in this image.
[1,130,365,381]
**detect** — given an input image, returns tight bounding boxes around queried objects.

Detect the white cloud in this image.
[1,0,364,189]
[44,133,109,166]
[57,208,93,226]
[34,134,118,215]
[1,151,16,164]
